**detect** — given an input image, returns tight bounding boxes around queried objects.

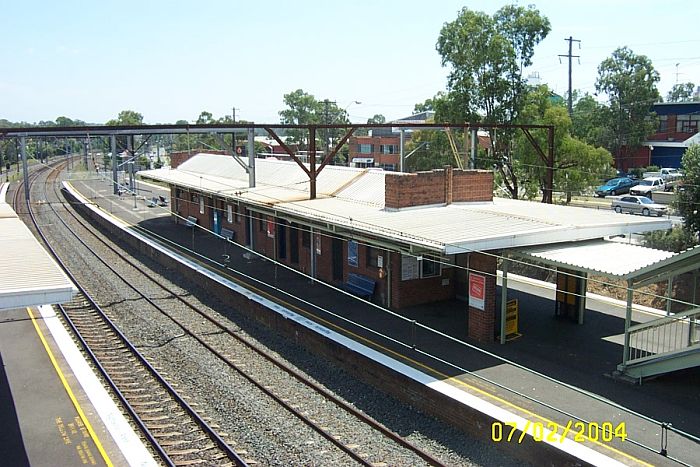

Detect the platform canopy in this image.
[0,186,76,310]
[511,238,700,287]
[141,153,673,255]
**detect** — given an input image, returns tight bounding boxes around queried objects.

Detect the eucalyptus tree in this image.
[435,4,550,198]
[595,47,660,165]
[666,82,697,102]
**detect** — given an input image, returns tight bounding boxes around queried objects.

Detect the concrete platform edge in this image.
[38,304,157,467]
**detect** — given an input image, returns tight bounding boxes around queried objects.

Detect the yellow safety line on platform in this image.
[70,181,652,466]
[27,307,114,467]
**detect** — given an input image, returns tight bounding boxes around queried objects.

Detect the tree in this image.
[403,130,453,172]
[367,114,386,124]
[676,144,700,235]
[435,4,550,198]
[595,47,660,165]
[105,110,145,160]
[515,85,614,202]
[666,82,697,103]
[106,110,143,126]
[279,89,350,153]
[196,111,215,125]
[571,93,608,148]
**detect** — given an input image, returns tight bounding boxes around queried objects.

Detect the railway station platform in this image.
[65,174,700,466]
[0,305,156,467]
[0,182,156,466]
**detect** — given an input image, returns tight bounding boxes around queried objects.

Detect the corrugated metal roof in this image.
[513,239,676,278]
[0,185,76,310]
[141,154,673,254]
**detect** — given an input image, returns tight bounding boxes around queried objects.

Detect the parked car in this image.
[611,195,668,217]
[641,168,682,191]
[629,177,666,197]
[595,177,638,197]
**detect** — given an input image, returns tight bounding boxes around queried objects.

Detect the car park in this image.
[611,195,668,217]
[595,177,638,197]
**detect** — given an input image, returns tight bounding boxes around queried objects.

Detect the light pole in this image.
[343,100,362,122]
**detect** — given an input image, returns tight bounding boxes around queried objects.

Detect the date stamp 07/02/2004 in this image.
[491,420,627,444]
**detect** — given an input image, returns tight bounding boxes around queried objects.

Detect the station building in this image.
[140,153,671,342]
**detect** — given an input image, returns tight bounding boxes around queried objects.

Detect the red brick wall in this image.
[348,135,402,167]
[467,252,497,343]
[385,168,493,209]
[452,171,494,202]
[171,188,215,230]
[315,234,333,284]
[389,252,456,309]
[220,202,246,242]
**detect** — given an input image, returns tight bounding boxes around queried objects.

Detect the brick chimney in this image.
[384,167,493,209]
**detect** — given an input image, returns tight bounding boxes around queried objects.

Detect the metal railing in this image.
[626,307,700,364]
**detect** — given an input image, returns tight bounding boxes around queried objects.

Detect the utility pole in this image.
[232,107,239,123]
[559,36,580,116]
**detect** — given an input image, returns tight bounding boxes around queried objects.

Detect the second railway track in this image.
[20,160,467,465]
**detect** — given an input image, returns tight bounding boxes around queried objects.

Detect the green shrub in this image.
[642,226,698,252]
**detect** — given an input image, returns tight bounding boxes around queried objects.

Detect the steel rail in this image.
[56,177,448,465]
[21,161,248,467]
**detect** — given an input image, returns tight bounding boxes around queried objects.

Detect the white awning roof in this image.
[512,239,676,278]
[0,185,76,310]
[140,154,673,255]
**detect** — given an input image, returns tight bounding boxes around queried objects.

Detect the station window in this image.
[191,193,198,203]
[227,204,233,223]
[234,204,240,223]
[199,197,205,215]
[421,258,441,278]
[366,246,380,268]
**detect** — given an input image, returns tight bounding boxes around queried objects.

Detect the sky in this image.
[2,0,699,125]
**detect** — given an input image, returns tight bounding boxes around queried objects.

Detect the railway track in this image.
[22,161,453,465]
[17,161,249,466]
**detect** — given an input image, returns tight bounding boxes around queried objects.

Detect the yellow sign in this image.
[506,299,519,337]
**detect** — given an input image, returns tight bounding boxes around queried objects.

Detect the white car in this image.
[629,177,665,197]
[611,195,668,217]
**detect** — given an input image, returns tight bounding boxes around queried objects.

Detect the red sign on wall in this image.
[469,273,486,310]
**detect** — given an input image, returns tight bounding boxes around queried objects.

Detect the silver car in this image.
[611,195,668,217]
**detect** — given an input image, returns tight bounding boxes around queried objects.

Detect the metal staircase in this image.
[618,307,700,379]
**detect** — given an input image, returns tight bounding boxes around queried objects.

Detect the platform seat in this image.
[343,273,376,300]
[221,228,235,240]
[185,216,198,228]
